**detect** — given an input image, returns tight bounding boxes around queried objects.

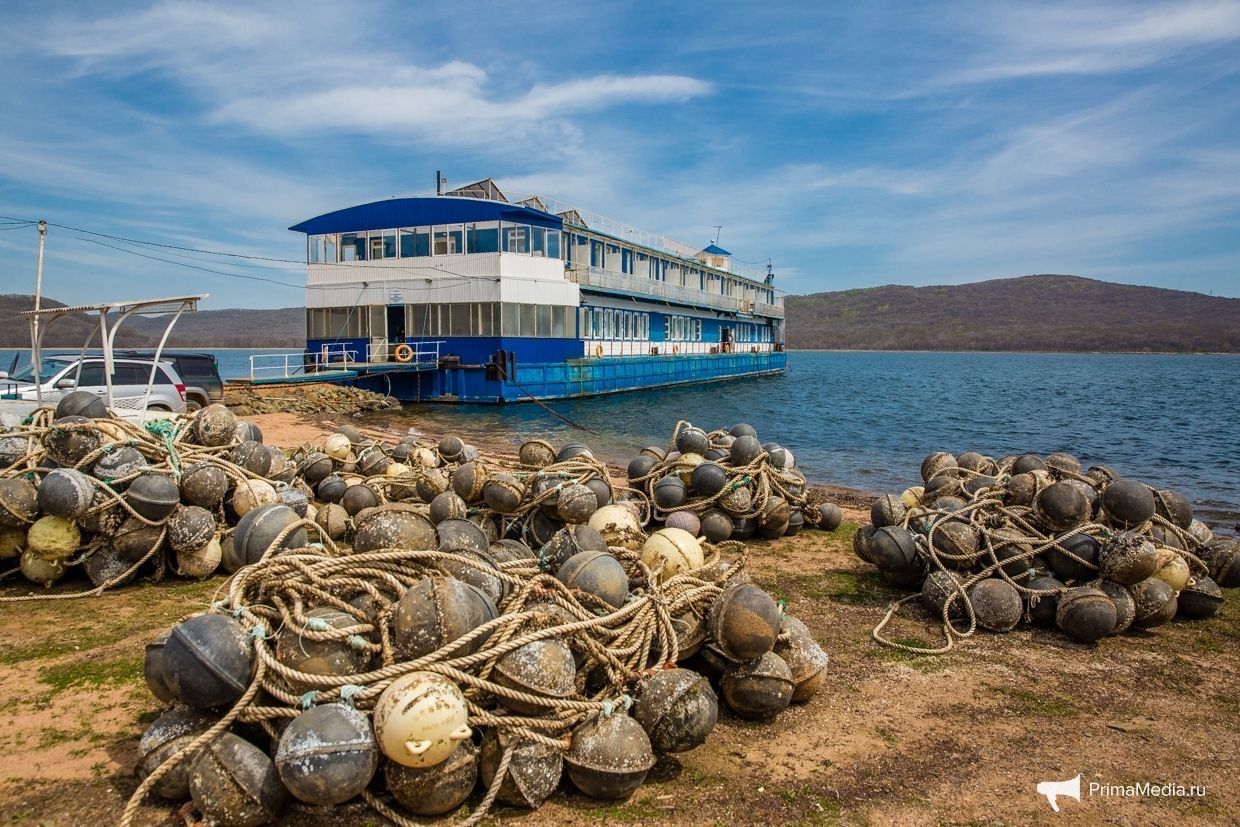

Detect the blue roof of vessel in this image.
[289,196,563,234]
[700,243,731,256]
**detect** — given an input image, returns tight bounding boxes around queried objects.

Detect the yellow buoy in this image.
[26,515,81,561]
[641,528,705,581]
[373,672,472,768]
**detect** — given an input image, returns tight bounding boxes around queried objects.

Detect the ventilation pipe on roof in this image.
[436,171,443,195]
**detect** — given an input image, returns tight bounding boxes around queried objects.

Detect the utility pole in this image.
[31,220,47,407]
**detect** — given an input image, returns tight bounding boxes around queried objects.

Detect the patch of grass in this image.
[38,653,145,695]
[0,578,219,665]
[586,796,664,823]
[36,722,98,749]
[875,726,899,745]
[773,782,842,826]
[991,685,1080,718]
[683,766,724,785]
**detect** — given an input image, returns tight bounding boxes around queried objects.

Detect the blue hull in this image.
[347,351,786,403]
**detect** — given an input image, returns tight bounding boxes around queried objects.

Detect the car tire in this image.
[186,398,204,413]
[147,404,172,412]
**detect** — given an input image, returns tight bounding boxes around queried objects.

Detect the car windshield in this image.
[6,361,65,383]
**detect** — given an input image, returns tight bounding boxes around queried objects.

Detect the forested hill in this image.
[0,295,304,348]
[784,275,1240,352]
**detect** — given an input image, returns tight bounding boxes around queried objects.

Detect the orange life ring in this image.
[672,345,680,355]
[594,344,604,357]
[393,343,414,363]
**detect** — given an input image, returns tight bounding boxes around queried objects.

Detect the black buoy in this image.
[163,614,255,708]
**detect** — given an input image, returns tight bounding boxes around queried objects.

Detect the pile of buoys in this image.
[0,398,313,596]
[625,420,841,544]
[855,450,1236,650]
[0,400,838,823]
[129,509,829,825]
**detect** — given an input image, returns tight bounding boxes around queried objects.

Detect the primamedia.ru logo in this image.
[1091,780,1207,799]
[1037,774,1206,812]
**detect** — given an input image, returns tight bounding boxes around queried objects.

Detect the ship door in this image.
[387,305,406,342]
[720,326,733,354]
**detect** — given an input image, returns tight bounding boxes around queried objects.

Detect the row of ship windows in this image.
[306,222,562,263]
[307,303,773,342]
[565,233,775,304]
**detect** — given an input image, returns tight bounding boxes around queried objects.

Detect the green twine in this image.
[299,690,320,709]
[340,684,363,706]
[601,694,634,716]
[143,419,181,477]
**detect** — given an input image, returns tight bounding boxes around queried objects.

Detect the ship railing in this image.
[369,339,444,365]
[248,344,357,380]
[567,266,786,318]
[522,194,770,280]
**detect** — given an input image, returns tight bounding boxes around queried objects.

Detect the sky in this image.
[0,0,1238,309]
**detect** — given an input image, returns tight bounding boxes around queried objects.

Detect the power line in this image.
[72,237,305,289]
[0,214,304,264]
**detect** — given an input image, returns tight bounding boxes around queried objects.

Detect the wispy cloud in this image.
[937,0,1240,84]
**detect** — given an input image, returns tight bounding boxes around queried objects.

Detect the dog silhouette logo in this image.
[1036,774,1081,812]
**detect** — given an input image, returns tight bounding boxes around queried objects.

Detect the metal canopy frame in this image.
[20,294,208,420]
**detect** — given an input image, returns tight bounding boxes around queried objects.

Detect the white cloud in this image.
[212,73,710,140]
[37,1,710,146]
[940,0,1240,84]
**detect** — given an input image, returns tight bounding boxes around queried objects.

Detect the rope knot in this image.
[298,691,319,709]
[247,623,268,640]
[306,617,330,632]
[347,634,368,651]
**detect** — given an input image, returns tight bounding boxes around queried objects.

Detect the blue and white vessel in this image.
[286,178,785,402]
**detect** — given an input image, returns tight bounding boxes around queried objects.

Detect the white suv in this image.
[0,355,188,415]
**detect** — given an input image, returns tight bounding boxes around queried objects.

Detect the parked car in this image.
[116,351,224,412]
[0,355,187,414]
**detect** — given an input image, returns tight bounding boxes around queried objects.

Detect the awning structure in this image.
[21,294,206,417]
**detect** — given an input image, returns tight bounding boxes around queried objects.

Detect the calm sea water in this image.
[5,349,1237,524]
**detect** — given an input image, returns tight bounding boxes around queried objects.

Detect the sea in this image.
[4,348,1238,525]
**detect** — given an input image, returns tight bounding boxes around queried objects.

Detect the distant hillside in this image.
[0,295,304,348]
[784,275,1240,352]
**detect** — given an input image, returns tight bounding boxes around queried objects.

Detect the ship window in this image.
[466,223,500,254]
[519,304,536,337]
[434,225,464,255]
[503,225,529,254]
[579,308,591,338]
[370,235,384,260]
[445,303,466,337]
[590,240,601,267]
[552,305,567,337]
[308,236,320,264]
[537,304,551,336]
[322,234,337,263]
[340,233,364,262]
[531,227,547,258]
[546,230,561,259]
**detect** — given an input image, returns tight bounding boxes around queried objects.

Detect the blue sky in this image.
[0,0,1237,308]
